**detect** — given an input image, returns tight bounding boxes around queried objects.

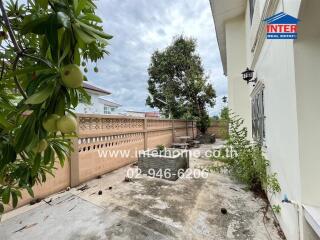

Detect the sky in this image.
[87,0,227,116]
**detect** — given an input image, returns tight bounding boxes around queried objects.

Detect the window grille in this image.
[252,87,265,143]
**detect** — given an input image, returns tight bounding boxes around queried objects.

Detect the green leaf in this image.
[80,13,102,23]
[26,186,34,198]
[44,146,54,165]
[75,0,86,16]
[73,44,81,65]
[2,188,10,204]
[32,154,42,177]
[46,14,60,62]
[0,115,14,129]
[21,15,50,35]
[25,84,54,104]
[15,116,36,153]
[73,25,95,44]
[11,191,18,208]
[69,89,79,108]
[76,20,113,39]
[73,0,78,13]
[82,29,107,44]
[0,144,16,171]
[38,0,48,8]
[58,34,71,66]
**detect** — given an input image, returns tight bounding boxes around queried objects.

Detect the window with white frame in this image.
[104,105,111,114]
[252,86,265,143]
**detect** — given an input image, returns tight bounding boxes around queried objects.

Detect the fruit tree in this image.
[0,0,112,212]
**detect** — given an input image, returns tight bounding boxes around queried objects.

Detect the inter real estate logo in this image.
[264,12,300,39]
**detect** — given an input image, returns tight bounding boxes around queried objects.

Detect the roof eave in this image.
[209,0,246,76]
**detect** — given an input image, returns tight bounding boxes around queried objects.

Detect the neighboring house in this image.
[125,111,160,118]
[210,0,320,240]
[76,82,121,115]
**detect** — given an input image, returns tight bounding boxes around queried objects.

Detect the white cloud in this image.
[87,0,227,115]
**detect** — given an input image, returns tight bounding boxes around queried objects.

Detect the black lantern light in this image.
[222,96,227,103]
[241,67,257,84]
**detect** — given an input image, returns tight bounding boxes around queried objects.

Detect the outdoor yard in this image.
[0,142,282,240]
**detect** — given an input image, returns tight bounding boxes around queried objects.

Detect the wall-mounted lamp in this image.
[222,96,227,103]
[241,67,257,84]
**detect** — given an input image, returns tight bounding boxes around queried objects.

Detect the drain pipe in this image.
[282,194,304,240]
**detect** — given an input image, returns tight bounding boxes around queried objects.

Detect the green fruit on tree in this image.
[81,61,86,67]
[84,67,88,73]
[94,67,98,72]
[61,64,83,88]
[42,114,60,132]
[34,139,48,153]
[56,115,77,133]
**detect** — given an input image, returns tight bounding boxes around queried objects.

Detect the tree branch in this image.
[0,59,4,81]
[0,0,28,98]
[0,0,22,53]
[13,55,28,99]
[23,53,54,69]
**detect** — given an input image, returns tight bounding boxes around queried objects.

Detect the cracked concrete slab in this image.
[0,143,283,240]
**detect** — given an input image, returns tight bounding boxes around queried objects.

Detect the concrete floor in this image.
[0,143,283,240]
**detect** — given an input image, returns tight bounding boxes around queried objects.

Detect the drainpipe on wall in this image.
[282,195,304,240]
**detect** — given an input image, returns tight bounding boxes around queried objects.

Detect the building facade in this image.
[76,82,121,115]
[210,0,320,239]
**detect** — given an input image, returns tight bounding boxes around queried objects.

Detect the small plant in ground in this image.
[272,204,281,214]
[210,114,281,211]
[156,144,165,154]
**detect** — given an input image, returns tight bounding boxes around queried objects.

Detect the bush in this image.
[210,114,280,196]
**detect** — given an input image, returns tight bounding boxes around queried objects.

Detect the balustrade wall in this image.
[5,115,196,211]
[72,114,196,185]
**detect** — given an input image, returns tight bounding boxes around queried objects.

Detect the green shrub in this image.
[210,114,280,196]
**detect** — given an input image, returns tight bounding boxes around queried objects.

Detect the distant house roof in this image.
[98,97,122,107]
[83,82,111,95]
[264,12,300,24]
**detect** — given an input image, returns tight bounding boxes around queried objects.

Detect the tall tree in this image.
[0,0,111,212]
[146,35,216,133]
[220,107,229,121]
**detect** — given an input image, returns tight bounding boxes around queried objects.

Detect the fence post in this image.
[70,116,80,187]
[172,120,175,143]
[186,120,188,136]
[144,118,148,150]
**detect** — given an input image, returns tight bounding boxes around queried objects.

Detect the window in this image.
[252,87,265,143]
[249,0,256,24]
[104,105,111,114]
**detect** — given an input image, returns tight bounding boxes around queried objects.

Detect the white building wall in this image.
[243,0,320,239]
[76,93,104,114]
[294,0,320,209]
[245,1,301,239]
[214,0,319,238]
[225,15,252,138]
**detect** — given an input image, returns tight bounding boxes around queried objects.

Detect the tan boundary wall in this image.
[5,114,196,211]
[207,121,229,139]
